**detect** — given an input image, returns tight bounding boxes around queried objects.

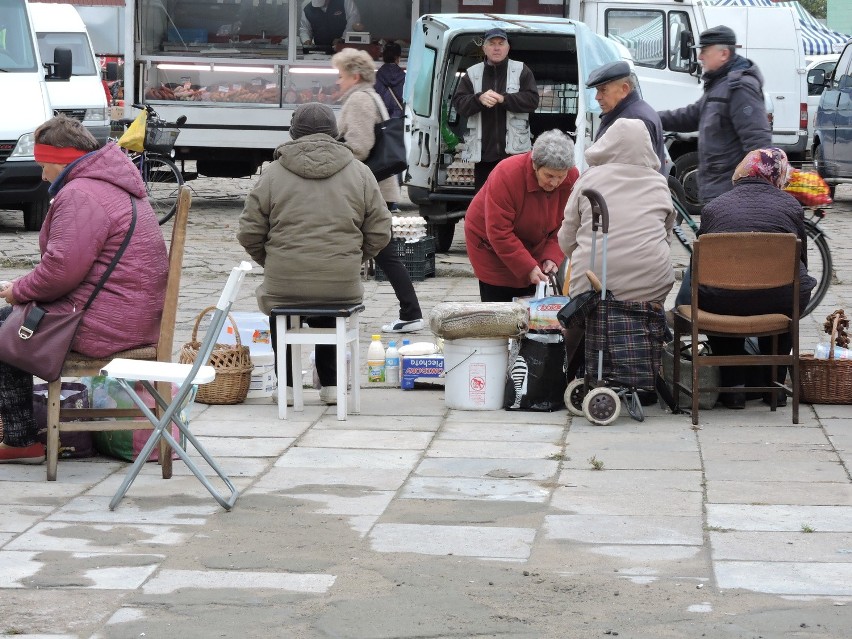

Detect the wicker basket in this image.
[799,313,852,404]
[179,307,254,405]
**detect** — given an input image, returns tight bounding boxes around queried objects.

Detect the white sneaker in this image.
[382,318,425,333]
[319,386,338,405]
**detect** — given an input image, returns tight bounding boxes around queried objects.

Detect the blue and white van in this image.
[403,14,626,251]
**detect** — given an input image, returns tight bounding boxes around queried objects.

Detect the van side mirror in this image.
[679,31,693,61]
[808,69,826,88]
[106,61,119,82]
[44,47,72,81]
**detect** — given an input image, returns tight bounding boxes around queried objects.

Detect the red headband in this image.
[34,143,88,165]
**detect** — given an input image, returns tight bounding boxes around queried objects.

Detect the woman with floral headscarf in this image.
[692,147,816,409]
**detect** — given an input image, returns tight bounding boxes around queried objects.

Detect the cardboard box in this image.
[401,355,444,390]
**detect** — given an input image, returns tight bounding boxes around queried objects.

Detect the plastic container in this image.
[443,338,509,410]
[385,341,400,385]
[815,342,852,360]
[367,334,385,382]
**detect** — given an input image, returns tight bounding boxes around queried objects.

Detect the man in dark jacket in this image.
[587,60,666,174]
[452,28,539,191]
[375,42,405,119]
[659,25,771,205]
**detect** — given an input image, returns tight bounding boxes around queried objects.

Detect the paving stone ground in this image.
[0,179,850,638]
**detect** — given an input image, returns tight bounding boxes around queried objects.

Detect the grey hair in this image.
[531,129,575,170]
[332,48,376,83]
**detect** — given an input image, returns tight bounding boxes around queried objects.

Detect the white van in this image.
[29,3,110,145]
[404,14,627,251]
[0,0,56,230]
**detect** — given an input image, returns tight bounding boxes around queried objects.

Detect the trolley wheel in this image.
[565,378,587,417]
[625,390,645,422]
[583,387,621,426]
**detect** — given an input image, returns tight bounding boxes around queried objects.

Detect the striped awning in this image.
[707,0,849,56]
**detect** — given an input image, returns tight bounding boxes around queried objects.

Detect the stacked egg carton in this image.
[445,160,474,186]
[392,215,428,242]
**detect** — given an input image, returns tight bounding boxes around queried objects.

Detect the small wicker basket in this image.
[800,311,852,405]
[179,307,254,405]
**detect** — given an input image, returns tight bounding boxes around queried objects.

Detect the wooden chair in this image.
[671,232,801,425]
[45,186,191,481]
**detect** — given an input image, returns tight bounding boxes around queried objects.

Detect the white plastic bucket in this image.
[443,338,509,410]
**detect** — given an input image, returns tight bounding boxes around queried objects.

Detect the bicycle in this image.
[117,104,186,225]
[670,193,832,318]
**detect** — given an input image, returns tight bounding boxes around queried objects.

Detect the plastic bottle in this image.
[367,334,386,382]
[385,340,400,385]
[815,342,852,360]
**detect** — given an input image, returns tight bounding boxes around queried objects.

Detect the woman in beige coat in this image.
[333,48,424,334]
[558,118,675,303]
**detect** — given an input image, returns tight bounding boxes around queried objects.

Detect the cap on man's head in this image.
[586,61,631,89]
[289,102,338,140]
[692,25,739,49]
[483,28,508,43]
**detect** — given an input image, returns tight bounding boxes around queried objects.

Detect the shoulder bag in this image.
[364,91,407,182]
[0,198,138,381]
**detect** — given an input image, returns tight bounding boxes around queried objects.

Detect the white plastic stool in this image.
[271,304,364,420]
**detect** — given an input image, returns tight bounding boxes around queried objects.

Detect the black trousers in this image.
[708,334,793,388]
[374,239,422,322]
[474,160,502,193]
[269,315,337,388]
[0,305,37,446]
[478,280,535,303]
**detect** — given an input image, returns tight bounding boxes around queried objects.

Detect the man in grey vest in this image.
[452,28,539,191]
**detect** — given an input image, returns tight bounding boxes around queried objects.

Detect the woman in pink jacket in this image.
[464,129,579,302]
[0,115,168,464]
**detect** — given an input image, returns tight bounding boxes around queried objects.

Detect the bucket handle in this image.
[441,348,480,377]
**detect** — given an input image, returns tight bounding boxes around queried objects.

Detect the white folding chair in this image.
[101,262,252,511]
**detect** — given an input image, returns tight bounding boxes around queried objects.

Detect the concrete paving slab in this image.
[251,466,412,492]
[568,418,689,435]
[585,544,704,563]
[141,568,336,594]
[312,414,439,431]
[707,480,852,506]
[1,481,90,506]
[544,514,704,545]
[297,429,434,450]
[694,409,820,427]
[563,430,698,452]
[274,447,422,470]
[414,457,559,481]
[4,522,191,553]
[190,417,311,438]
[444,409,568,425]
[699,442,837,462]
[710,531,852,562]
[84,471,255,499]
[369,523,536,559]
[0,550,41,587]
[358,389,447,416]
[0,506,54,534]
[0,460,121,484]
[560,448,700,470]
[437,421,564,443]
[813,405,852,420]
[82,563,161,590]
[697,424,831,445]
[163,454,270,478]
[703,459,850,482]
[426,440,561,459]
[551,478,702,517]
[706,504,852,532]
[193,435,294,457]
[47,496,218,526]
[276,490,396,516]
[401,476,551,502]
[714,560,852,596]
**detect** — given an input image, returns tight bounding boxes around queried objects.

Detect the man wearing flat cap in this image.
[452,27,539,191]
[587,60,666,174]
[658,25,770,205]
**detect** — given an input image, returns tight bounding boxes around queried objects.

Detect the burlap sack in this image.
[429,302,528,339]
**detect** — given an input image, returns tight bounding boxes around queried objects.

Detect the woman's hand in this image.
[528,265,550,285]
[541,260,558,275]
[0,281,16,305]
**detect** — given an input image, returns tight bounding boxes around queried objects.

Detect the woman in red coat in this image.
[464,129,579,302]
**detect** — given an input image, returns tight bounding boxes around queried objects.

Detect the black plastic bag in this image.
[504,332,567,411]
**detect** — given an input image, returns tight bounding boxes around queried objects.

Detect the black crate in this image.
[375,236,436,282]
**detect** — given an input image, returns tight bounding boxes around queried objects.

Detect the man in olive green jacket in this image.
[238,102,390,402]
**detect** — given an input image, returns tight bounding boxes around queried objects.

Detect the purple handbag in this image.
[0,199,137,381]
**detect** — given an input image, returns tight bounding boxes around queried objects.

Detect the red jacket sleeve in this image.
[483,164,538,281]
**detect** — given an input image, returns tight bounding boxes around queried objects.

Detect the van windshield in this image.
[36,32,97,75]
[0,0,38,72]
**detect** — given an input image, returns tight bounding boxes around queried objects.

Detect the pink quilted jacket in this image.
[13,142,168,357]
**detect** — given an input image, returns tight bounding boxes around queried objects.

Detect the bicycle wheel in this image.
[804,220,832,317]
[140,154,183,225]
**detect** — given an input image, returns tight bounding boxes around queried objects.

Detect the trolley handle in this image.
[582,188,609,234]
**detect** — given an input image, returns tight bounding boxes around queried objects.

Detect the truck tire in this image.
[431,221,456,253]
[812,142,836,199]
[673,151,702,215]
[23,196,49,232]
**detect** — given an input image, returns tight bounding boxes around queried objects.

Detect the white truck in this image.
[563,0,808,213]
